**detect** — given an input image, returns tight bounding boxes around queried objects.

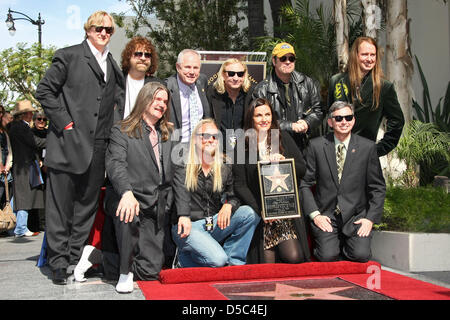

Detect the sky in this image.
[0,0,133,51]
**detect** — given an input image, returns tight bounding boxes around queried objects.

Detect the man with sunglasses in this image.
[300,101,385,263]
[252,42,322,152]
[206,58,254,152]
[117,36,164,120]
[36,11,124,285]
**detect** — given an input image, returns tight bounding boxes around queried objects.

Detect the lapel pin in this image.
[352,149,356,153]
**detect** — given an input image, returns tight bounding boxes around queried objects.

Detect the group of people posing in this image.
[27,11,404,293]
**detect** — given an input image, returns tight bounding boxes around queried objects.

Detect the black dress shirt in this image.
[189,163,240,222]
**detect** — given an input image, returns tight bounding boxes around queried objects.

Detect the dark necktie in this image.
[149,127,161,172]
[284,83,291,107]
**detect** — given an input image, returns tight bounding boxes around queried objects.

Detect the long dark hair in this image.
[243,97,284,155]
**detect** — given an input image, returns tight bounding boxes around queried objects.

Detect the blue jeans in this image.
[11,197,30,236]
[171,205,260,267]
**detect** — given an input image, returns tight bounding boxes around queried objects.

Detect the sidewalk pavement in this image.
[1,232,449,300]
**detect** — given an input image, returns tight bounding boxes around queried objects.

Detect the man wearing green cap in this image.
[252,42,322,151]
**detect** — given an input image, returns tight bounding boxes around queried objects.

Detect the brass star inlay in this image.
[227,283,355,300]
[264,166,290,193]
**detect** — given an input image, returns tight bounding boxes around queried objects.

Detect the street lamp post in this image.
[5,8,45,54]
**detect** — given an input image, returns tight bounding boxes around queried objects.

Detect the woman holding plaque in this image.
[233,98,310,264]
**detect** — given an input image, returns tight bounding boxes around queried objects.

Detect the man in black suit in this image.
[300,101,385,262]
[35,11,124,285]
[74,82,190,293]
[166,49,210,148]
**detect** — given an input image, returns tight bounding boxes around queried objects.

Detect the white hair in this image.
[177,49,201,64]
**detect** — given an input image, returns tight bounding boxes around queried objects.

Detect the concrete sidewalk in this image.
[0,232,449,300]
[0,232,144,300]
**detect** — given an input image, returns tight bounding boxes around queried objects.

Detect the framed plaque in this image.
[257,158,301,221]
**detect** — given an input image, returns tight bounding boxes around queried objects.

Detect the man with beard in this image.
[117,36,163,120]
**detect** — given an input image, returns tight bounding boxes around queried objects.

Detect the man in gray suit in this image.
[165,49,211,146]
[35,11,124,285]
[300,101,385,262]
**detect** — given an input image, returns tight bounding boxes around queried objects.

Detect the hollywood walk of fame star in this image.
[227,283,355,300]
[264,166,290,193]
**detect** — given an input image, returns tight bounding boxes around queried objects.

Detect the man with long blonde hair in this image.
[207,58,255,151]
[328,36,405,157]
[171,119,260,268]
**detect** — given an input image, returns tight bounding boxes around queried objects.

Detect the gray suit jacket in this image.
[300,133,386,236]
[36,40,124,174]
[105,122,190,227]
[165,74,211,132]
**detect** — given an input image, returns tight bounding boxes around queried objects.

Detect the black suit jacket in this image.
[9,120,46,210]
[36,40,124,174]
[300,133,385,235]
[165,74,211,132]
[105,122,189,227]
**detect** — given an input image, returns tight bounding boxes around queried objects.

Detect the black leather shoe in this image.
[52,268,68,285]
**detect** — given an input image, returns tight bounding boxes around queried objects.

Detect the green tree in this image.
[117,0,248,78]
[0,42,56,109]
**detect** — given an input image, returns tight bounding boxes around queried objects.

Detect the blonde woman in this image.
[172,118,260,268]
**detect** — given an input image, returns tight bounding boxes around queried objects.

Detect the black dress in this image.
[233,130,311,264]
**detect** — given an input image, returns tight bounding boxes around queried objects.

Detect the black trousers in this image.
[45,140,107,270]
[310,214,372,263]
[103,190,165,281]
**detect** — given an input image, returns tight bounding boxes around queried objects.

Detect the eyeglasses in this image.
[225,71,245,77]
[36,117,47,122]
[134,51,152,59]
[332,115,354,122]
[279,55,296,63]
[92,25,114,34]
[196,133,219,141]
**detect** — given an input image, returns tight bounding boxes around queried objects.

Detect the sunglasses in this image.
[279,56,296,63]
[197,133,219,141]
[134,51,152,59]
[225,71,245,77]
[332,115,354,122]
[93,25,114,34]
[36,117,47,122]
